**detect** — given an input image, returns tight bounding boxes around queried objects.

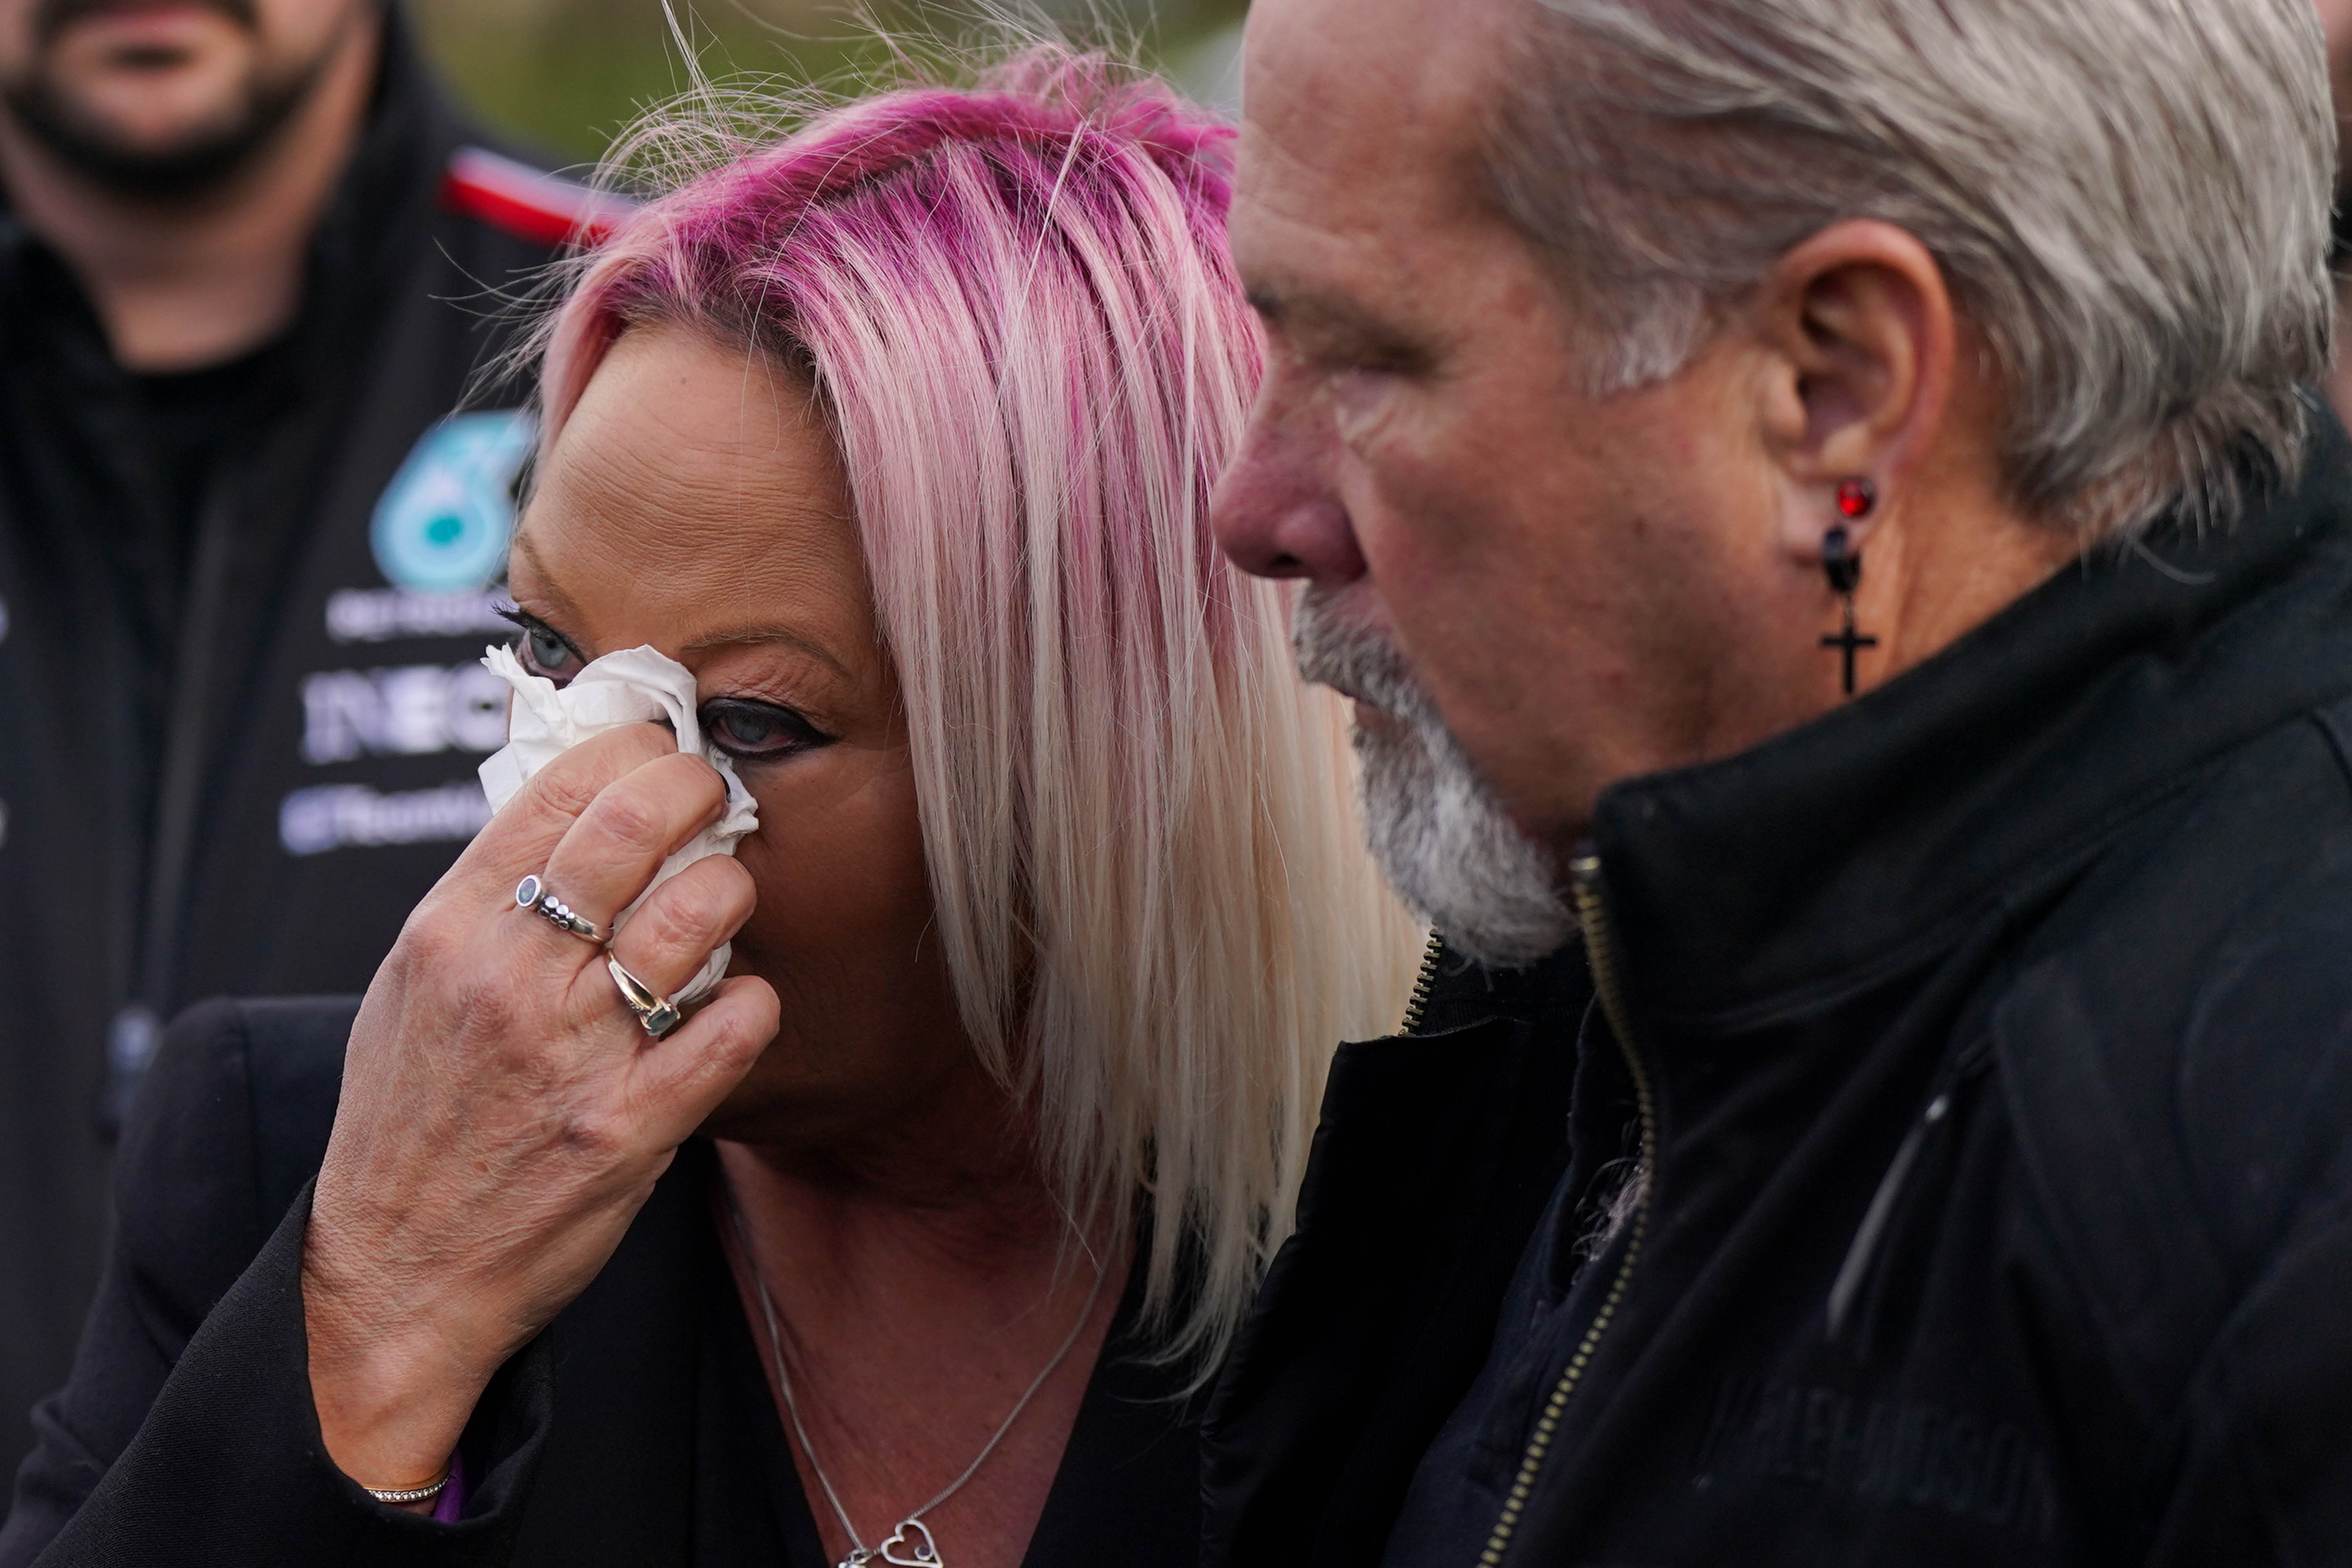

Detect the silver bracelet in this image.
[365,1471,450,1506]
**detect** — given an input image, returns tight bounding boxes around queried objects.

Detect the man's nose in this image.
[1211,392,1368,584]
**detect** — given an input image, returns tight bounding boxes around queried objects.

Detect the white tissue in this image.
[478,643,760,1009]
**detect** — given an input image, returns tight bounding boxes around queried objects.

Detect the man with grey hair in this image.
[1203,0,2352,1562]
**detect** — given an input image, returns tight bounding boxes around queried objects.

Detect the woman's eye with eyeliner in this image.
[523,624,583,681]
[701,698,834,763]
[496,606,587,686]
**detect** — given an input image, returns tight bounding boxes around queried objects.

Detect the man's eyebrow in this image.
[678,622,853,681]
[1244,281,1430,368]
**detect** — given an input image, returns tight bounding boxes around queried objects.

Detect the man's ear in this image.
[1749,219,1955,562]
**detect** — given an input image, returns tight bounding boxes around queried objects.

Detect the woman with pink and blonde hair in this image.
[0,53,1418,1568]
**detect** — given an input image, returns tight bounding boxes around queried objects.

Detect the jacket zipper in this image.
[1475,846,1659,1568]
[1400,927,1445,1032]
[102,463,243,1134]
[1825,1036,1994,1345]
[1825,1090,1949,1343]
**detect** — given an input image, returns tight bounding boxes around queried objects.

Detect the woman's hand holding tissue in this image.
[299,722,779,1501]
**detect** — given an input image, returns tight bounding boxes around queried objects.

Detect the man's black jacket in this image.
[1204,417,2352,1566]
[0,11,607,1479]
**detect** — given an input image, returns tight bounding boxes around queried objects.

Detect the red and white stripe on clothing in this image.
[439,146,637,249]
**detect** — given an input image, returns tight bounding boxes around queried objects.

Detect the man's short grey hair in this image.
[1488,0,2337,539]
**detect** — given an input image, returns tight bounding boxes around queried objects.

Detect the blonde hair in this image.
[537,50,1421,1367]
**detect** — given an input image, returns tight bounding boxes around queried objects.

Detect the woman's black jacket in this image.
[0,999,1199,1566]
[1201,415,2352,1566]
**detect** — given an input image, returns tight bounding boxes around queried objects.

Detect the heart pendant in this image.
[878,1519,944,1567]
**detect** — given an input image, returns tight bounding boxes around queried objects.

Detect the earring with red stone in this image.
[1820,481,1879,697]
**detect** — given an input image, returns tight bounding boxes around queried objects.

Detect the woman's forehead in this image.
[516,325,874,662]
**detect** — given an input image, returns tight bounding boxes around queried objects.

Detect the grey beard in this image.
[1293,590,1575,969]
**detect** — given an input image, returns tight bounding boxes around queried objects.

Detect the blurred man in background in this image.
[0,0,617,1482]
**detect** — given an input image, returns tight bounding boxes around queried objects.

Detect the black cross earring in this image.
[1820,480,1878,697]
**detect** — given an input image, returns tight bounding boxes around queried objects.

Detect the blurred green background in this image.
[406,0,1247,168]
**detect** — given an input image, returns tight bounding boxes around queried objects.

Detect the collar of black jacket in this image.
[256,3,474,382]
[1564,409,2352,1033]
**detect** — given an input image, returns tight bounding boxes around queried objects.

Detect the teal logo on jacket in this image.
[371,411,535,592]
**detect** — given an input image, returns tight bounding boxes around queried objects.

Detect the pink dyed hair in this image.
[537,52,1418,1366]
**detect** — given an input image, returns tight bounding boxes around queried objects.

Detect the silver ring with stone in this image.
[514,874,610,945]
[607,956,684,1039]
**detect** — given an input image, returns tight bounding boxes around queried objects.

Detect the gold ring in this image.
[607,956,684,1039]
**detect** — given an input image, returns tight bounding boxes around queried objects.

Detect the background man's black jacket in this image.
[0,1000,1201,1566]
[1205,418,2352,1565]
[0,10,602,1481]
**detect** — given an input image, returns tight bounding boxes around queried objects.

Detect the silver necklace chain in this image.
[725,1189,1109,1568]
